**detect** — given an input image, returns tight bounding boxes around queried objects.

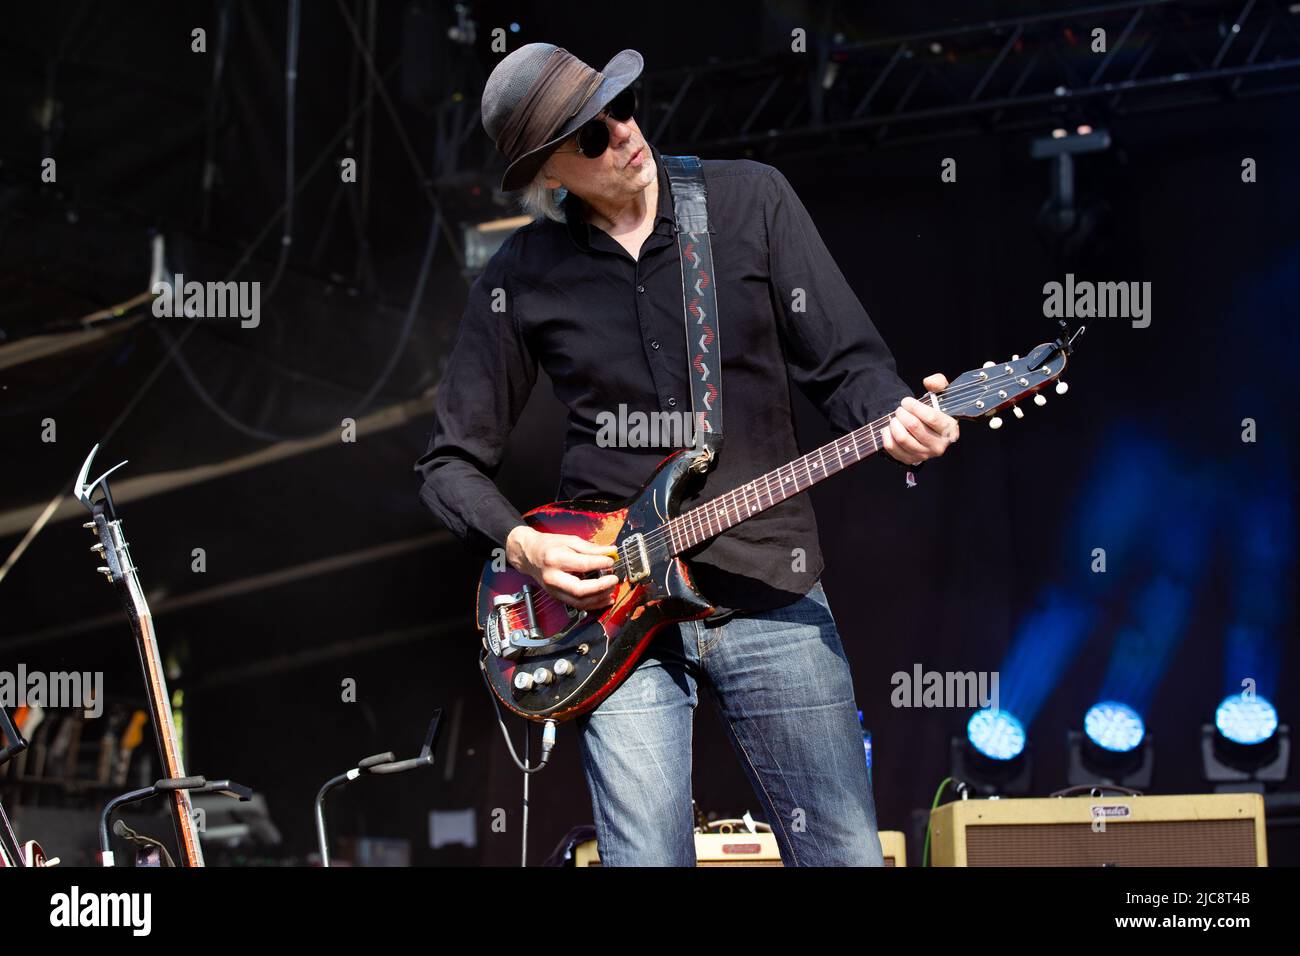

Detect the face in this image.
[541,111,656,205]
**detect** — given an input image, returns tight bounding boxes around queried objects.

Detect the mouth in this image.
[625,146,645,168]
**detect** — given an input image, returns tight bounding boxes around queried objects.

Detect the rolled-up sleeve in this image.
[764,167,912,435]
[414,253,538,550]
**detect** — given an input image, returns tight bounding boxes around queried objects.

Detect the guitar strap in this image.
[663,155,723,472]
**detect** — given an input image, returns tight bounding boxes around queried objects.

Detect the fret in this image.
[664,412,894,557]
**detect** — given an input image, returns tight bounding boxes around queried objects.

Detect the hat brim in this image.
[500,49,644,192]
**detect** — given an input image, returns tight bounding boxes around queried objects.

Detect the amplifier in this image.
[929,793,1266,866]
[573,830,907,866]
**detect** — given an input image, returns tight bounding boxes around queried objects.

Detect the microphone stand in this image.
[315,711,442,867]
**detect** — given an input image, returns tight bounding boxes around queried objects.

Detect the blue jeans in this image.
[576,580,884,866]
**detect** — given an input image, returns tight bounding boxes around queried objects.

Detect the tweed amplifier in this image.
[929,793,1266,866]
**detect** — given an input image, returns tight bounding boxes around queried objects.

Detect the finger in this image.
[922,372,950,392]
[889,416,928,460]
[901,395,944,429]
[566,536,620,557]
[550,546,615,574]
[543,568,621,601]
[895,406,939,447]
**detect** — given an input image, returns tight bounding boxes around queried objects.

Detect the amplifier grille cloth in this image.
[965,820,1257,866]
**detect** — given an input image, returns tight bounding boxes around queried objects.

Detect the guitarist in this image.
[415,44,961,866]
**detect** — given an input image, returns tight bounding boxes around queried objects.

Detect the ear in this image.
[539,162,564,191]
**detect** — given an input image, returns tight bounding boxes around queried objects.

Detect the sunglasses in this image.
[554,88,638,159]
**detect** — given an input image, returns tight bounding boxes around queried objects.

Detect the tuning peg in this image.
[988,415,1004,429]
[1011,354,1020,361]
[982,361,995,368]
[1033,394,1047,407]
[1012,405,1024,419]
[1055,380,1069,395]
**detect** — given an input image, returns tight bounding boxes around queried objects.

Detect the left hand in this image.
[882,373,961,466]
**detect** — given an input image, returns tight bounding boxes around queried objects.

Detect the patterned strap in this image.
[663,155,723,470]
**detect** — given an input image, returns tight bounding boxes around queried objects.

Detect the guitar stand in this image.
[314,710,442,867]
[99,776,253,866]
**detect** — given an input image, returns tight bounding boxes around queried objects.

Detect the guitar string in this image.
[632,362,1055,556]
[501,362,1063,625]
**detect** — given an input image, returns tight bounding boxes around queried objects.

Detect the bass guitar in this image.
[477,329,1081,722]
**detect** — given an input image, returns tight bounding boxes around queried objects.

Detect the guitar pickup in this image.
[623,533,650,583]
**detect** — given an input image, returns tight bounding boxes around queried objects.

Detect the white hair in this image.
[519,164,567,223]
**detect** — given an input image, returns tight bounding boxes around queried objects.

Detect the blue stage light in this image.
[1215,693,1278,746]
[967,708,1026,761]
[1084,701,1145,752]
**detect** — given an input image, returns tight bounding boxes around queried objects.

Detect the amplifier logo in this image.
[1091,805,1131,819]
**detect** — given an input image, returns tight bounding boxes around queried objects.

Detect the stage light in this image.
[1051,127,1067,139]
[1203,693,1289,792]
[967,708,1026,761]
[951,708,1032,796]
[1076,124,1093,135]
[1215,692,1277,746]
[1084,700,1145,753]
[1068,701,1153,788]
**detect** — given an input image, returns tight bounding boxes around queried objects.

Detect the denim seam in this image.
[721,704,803,867]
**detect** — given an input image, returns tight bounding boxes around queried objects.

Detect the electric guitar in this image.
[75,448,206,867]
[477,329,1081,722]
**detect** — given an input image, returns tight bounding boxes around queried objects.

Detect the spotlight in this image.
[1068,700,1153,787]
[1084,700,1145,753]
[950,709,1032,796]
[1216,692,1277,745]
[968,708,1026,761]
[1203,693,1290,792]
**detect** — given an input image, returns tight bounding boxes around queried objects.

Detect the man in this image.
[415,43,960,866]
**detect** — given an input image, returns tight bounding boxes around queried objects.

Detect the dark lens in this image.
[608,88,637,121]
[577,120,610,157]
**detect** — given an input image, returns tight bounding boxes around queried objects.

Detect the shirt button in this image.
[637,284,646,293]
[650,340,660,349]
[667,397,677,407]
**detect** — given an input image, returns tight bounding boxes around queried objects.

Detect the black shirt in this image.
[414,145,912,617]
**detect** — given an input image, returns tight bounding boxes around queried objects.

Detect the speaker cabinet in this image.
[929,793,1267,866]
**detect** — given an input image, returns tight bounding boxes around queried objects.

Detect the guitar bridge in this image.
[623,533,651,583]
[485,584,583,659]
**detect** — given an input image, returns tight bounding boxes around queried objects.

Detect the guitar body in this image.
[478,448,714,722]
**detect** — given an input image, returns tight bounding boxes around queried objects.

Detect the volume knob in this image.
[554,659,575,677]
[513,671,535,691]
[532,667,554,686]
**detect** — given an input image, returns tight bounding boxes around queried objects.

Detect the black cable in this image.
[260,0,301,305]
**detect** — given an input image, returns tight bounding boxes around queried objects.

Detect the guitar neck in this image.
[100,517,206,867]
[668,395,939,553]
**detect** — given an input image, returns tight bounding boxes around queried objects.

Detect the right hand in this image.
[505,525,620,611]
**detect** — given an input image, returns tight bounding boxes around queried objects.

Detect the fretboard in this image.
[667,395,938,554]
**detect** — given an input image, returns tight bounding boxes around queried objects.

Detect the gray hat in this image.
[482,43,643,191]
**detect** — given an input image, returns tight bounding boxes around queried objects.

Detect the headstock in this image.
[935,323,1084,429]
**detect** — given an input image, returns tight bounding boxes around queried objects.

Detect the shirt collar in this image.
[563,144,676,251]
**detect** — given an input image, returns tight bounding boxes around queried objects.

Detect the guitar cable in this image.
[479,659,558,867]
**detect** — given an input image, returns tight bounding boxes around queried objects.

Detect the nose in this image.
[607,114,633,147]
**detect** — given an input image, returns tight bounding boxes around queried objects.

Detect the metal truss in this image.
[636,0,1300,157]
